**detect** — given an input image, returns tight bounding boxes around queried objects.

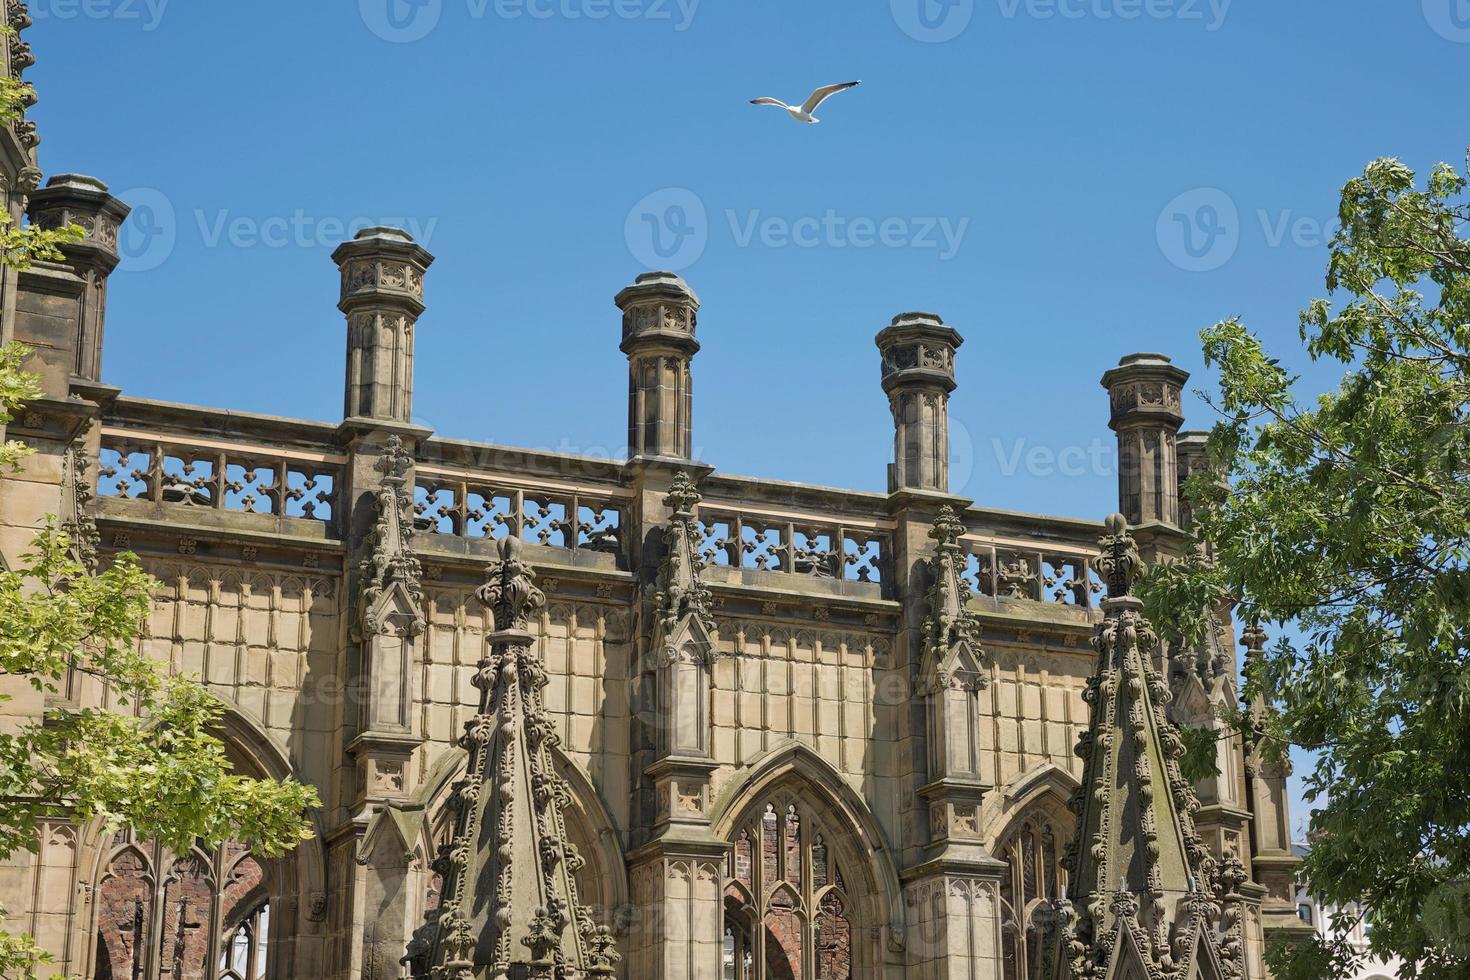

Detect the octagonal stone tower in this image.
[876,312,963,494]
[26,174,130,385]
[1101,352,1190,527]
[616,271,700,460]
[332,226,434,424]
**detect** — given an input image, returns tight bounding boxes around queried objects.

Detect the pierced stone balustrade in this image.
[412,469,625,557]
[960,538,1104,609]
[692,506,888,585]
[96,433,340,524]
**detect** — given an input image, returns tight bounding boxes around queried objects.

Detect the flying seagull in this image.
[750,80,861,125]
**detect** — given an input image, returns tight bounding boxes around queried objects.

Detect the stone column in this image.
[616,272,700,461]
[332,227,434,425]
[1100,353,1189,528]
[876,313,963,494]
[23,174,129,393]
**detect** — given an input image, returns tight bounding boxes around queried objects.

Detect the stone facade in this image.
[0,8,1305,979]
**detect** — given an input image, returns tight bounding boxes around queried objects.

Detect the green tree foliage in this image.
[1141,151,1470,979]
[0,44,317,977]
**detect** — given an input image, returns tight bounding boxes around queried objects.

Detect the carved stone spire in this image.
[60,430,100,573]
[918,506,984,694]
[421,536,618,980]
[350,436,427,808]
[356,436,425,642]
[1050,513,1231,980]
[654,471,715,655]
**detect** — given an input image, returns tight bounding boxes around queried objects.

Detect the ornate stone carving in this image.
[476,534,545,633]
[356,437,425,641]
[655,472,715,658]
[417,538,616,979]
[1049,514,1231,980]
[918,506,985,695]
[61,434,99,573]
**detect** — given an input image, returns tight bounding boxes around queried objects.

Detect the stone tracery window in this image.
[722,800,857,980]
[93,832,274,980]
[998,812,1069,980]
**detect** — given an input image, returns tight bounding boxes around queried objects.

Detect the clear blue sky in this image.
[26,0,1469,831]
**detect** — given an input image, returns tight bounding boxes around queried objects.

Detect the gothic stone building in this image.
[0,8,1308,979]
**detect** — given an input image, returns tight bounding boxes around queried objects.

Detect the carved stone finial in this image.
[62,434,100,573]
[663,470,702,516]
[478,536,546,632]
[928,504,967,552]
[655,473,715,647]
[1097,512,1142,598]
[919,506,985,695]
[1061,511,1229,980]
[356,439,424,641]
[1241,621,1268,659]
[375,434,413,486]
[420,535,612,978]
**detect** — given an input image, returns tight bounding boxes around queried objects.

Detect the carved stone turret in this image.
[1047,514,1239,980]
[420,537,619,980]
[1101,353,1190,527]
[644,471,722,840]
[347,437,426,808]
[333,226,434,424]
[876,312,962,493]
[616,271,700,460]
[916,506,990,859]
[24,174,130,388]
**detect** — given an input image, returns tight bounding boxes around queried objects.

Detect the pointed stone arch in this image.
[711,741,904,977]
[989,765,1079,980]
[79,699,328,980]
[988,762,1081,846]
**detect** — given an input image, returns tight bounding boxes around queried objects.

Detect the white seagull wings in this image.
[801,80,861,115]
[749,80,861,124]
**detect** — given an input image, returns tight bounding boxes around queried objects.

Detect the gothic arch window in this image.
[93,832,275,980]
[722,798,859,980]
[997,811,1069,980]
